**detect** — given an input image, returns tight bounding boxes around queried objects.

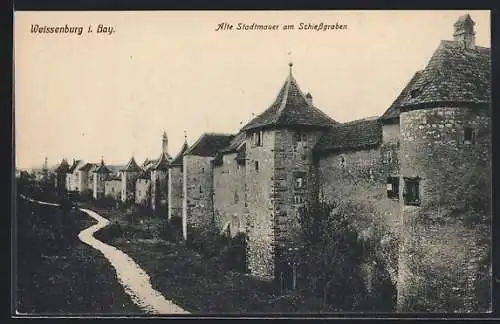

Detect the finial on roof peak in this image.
[288,61,293,75]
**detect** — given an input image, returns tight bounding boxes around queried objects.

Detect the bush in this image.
[187,224,228,258]
[93,195,117,209]
[296,199,365,310]
[159,217,183,242]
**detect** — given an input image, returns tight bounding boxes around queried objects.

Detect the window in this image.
[294,195,304,204]
[403,177,420,206]
[384,151,393,164]
[295,132,306,143]
[202,168,205,173]
[255,161,259,171]
[387,177,399,200]
[294,172,306,189]
[339,156,346,168]
[253,131,263,147]
[234,191,239,203]
[199,185,203,193]
[463,127,475,144]
[111,187,115,192]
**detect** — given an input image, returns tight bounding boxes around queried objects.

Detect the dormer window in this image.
[253,131,263,147]
[409,88,421,98]
[294,132,307,144]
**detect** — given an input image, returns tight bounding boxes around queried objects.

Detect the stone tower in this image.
[396,15,491,312]
[121,156,142,203]
[93,157,111,199]
[54,158,70,192]
[151,131,171,213]
[168,138,189,221]
[240,63,337,282]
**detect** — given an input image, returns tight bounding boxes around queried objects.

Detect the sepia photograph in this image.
[13,10,492,315]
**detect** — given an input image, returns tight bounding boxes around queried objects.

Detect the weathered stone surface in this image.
[397,106,491,312]
[168,166,183,220]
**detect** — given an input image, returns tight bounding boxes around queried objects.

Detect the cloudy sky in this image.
[14,10,490,169]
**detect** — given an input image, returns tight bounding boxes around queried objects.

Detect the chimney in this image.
[305,92,313,106]
[453,14,476,49]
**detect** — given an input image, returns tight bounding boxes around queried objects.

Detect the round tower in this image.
[396,15,491,312]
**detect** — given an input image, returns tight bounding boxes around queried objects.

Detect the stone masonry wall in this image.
[121,171,140,203]
[213,152,247,237]
[168,166,183,221]
[245,129,275,280]
[135,178,150,205]
[93,173,106,199]
[104,179,121,200]
[272,128,325,273]
[318,146,401,287]
[397,107,491,312]
[151,170,168,213]
[182,155,215,240]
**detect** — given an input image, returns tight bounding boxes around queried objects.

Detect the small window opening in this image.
[464,127,475,144]
[255,161,259,171]
[403,177,420,206]
[387,177,399,200]
[339,156,346,168]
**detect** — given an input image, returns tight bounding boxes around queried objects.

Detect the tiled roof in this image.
[380,71,423,121]
[151,152,171,171]
[122,156,143,172]
[396,40,490,110]
[184,133,235,157]
[170,141,189,167]
[68,160,83,173]
[94,161,111,174]
[55,159,70,173]
[221,131,246,153]
[314,118,382,153]
[241,66,337,132]
[78,162,97,172]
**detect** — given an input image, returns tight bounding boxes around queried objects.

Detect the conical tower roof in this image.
[123,156,142,172]
[170,140,189,167]
[94,157,111,174]
[55,158,70,173]
[241,63,337,132]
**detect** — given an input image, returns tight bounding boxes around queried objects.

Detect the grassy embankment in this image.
[88,204,326,313]
[15,196,143,315]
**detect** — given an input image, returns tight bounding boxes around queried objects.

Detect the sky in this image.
[14,10,491,169]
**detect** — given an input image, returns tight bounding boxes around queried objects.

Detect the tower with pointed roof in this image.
[150,131,172,213]
[240,62,337,280]
[168,137,189,221]
[388,14,491,312]
[54,158,70,192]
[121,156,142,203]
[93,157,111,199]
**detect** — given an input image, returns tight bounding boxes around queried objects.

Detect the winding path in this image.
[20,195,189,315]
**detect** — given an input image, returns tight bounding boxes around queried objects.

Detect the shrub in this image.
[187,224,228,258]
[159,217,183,242]
[296,199,365,310]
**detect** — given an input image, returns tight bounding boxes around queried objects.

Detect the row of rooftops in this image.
[55,14,489,172]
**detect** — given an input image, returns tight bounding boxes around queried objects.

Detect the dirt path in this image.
[21,195,189,315]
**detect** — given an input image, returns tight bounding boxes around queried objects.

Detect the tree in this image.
[296,199,364,310]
